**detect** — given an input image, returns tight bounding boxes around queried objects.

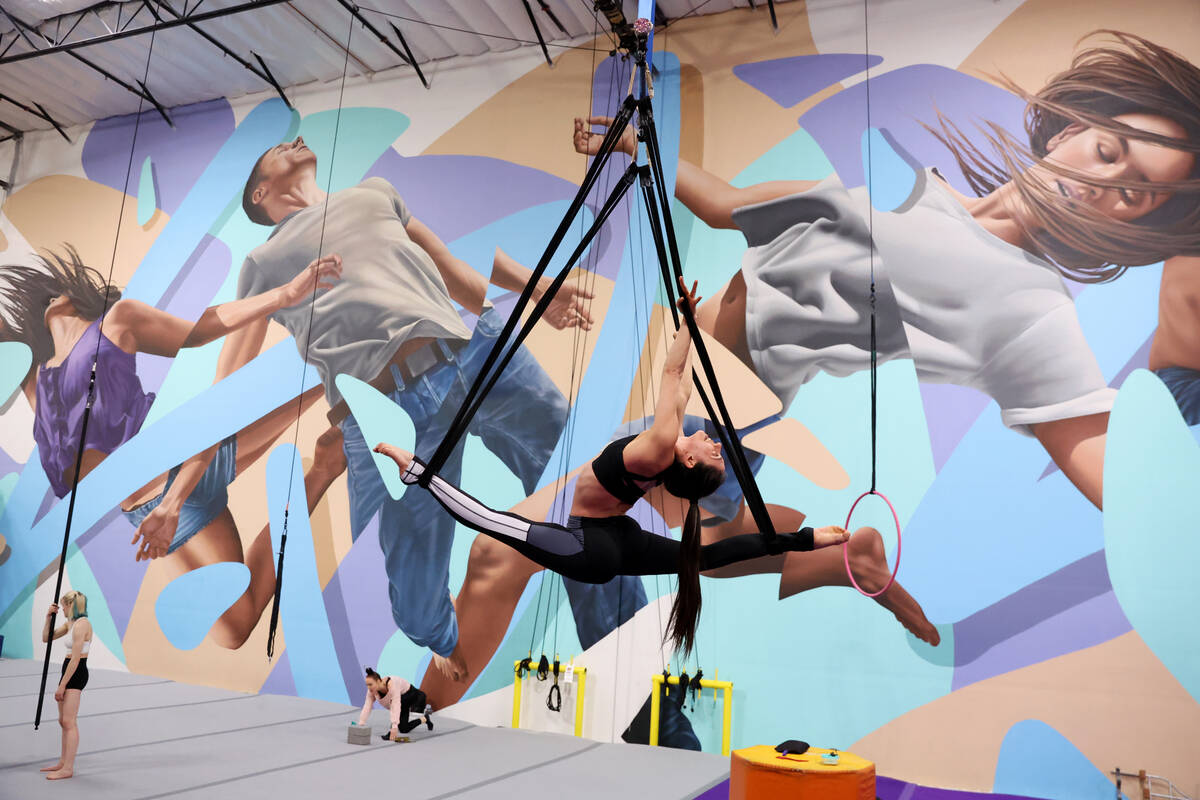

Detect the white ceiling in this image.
[0,0,786,136]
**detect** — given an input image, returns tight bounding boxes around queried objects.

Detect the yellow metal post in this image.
[512,661,523,729]
[649,674,663,746]
[573,667,587,737]
[513,660,588,737]
[720,684,732,756]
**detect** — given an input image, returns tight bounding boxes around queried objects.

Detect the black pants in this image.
[397,686,429,734]
[60,657,89,691]
[402,458,812,584]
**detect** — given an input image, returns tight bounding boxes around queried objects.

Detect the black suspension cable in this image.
[863,0,877,493]
[34,25,157,731]
[266,8,354,660]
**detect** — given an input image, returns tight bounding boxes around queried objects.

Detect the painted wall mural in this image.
[1,1,1198,797]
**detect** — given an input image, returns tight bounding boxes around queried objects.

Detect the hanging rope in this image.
[266,9,354,659]
[842,0,901,599]
[33,26,158,731]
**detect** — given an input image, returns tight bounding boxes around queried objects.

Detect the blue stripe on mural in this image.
[266,443,348,704]
[0,340,318,616]
[123,98,293,305]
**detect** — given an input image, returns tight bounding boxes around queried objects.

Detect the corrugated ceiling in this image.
[0,0,784,136]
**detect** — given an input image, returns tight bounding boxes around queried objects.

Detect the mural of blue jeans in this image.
[1155,366,1200,425]
[340,307,568,656]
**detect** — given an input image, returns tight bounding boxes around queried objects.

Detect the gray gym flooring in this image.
[0,658,730,799]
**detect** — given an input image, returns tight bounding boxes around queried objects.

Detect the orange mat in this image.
[729,744,876,800]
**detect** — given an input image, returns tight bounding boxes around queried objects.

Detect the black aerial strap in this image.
[422,48,776,538]
[421,96,637,480]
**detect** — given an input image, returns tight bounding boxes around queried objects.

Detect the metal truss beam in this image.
[0,0,293,66]
[334,0,429,89]
[150,1,291,107]
[0,5,173,126]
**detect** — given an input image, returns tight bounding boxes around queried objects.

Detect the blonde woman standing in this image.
[40,591,91,780]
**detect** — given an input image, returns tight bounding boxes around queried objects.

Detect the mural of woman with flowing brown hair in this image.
[576,30,1199,521]
[0,246,347,649]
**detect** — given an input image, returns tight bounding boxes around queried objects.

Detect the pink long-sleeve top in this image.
[358,676,413,729]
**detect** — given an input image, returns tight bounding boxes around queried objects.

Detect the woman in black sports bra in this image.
[375,281,848,654]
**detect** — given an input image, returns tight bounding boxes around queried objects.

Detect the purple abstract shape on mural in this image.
[364,150,579,246]
[76,509,148,638]
[325,515,397,673]
[953,591,1130,690]
[919,383,992,472]
[0,447,20,474]
[134,235,233,395]
[82,98,237,215]
[951,550,1130,690]
[323,567,371,700]
[734,54,882,108]
[260,650,298,697]
[799,64,1026,190]
[877,776,1050,800]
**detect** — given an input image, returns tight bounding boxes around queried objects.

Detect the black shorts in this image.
[60,658,89,692]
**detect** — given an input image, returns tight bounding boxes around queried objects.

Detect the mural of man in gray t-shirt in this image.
[193,135,592,682]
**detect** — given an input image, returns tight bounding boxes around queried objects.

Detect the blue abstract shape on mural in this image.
[994,720,1126,800]
[296,108,409,195]
[334,374,416,501]
[124,98,293,305]
[155,562,250,650]
[266,443,348,704]
[1105,370,1200,703]
[734,54,882,108]
[0,340,318,615]
[863,128,919,211]
[0,342,32,405]
[136,156,157,225]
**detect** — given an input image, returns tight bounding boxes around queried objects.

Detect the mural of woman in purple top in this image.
[0,245,346,649]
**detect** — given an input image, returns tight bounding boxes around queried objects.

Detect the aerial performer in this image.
[375,281,849,654]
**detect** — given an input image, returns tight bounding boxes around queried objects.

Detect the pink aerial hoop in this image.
[842,489,901,598]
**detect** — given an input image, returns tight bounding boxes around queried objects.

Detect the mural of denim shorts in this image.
[123,434,238,555]
[1155,366,1200,426]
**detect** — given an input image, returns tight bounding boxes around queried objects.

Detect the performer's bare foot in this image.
[40,762,63,772]
[846,529,941,646]
[431,652,467,683]
[373,443,414,476]
[46,768,73,780]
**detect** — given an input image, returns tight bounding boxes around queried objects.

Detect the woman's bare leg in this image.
[421,537,541,708]
[654,488,940,645]
[46,689,81,780]
[232,384,325,474]
[695,270,753,370]
[160,426,347,650]
[41,696,66,771]
[780,526,940,645]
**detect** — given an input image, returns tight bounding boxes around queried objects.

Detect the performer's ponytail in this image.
[662,461,724,655]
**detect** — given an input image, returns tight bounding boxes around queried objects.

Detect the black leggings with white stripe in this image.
[401,458,814,585]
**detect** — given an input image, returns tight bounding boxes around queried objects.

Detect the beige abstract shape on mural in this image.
[624,305,782,429]
[850,631,1200,794]
[743,417,850,491]
[959,0,1200,93]
[425,2,823,184]
[2,175,165,287]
